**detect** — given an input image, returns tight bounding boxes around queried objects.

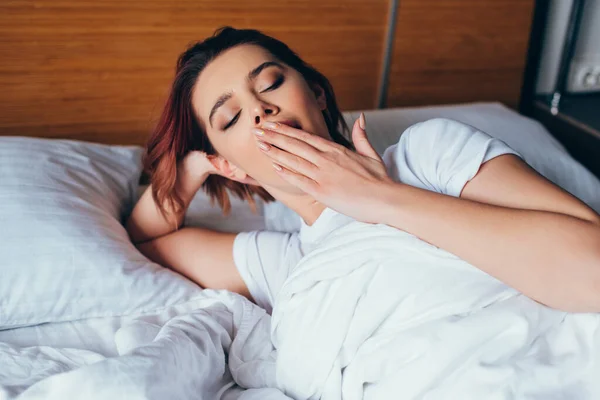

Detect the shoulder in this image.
[380,118,509,193]
[382,118,491,161]
[233,230,303,312]
[382,118,473,162]
[400,118,481,147]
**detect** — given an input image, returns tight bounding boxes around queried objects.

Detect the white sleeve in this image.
[232,230,302,314]
[382,118,522,197]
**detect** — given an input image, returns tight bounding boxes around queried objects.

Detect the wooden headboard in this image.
[0,0,534,145]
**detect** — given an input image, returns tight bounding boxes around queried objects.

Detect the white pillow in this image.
[0,137,203,329]
[265,102,600,232]
[346,103,600,213]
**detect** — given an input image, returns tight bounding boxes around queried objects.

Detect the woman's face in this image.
[192,44,330,192]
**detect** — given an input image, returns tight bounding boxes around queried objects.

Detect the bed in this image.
[2,1,600,399]
[2,102,600,399]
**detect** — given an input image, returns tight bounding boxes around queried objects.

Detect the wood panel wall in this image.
[0,0,534,145]
[0,0,388,145]
[386,0,535,108]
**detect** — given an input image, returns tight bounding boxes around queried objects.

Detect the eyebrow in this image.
[208,61,284,127]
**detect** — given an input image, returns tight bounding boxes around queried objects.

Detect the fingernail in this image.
[359,112,366,130]
[272,163,283,171]
[257,140,270,151]
[263,121,278,130]
[252,128,265,136]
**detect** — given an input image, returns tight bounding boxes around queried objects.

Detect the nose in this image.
[251,100,279,126]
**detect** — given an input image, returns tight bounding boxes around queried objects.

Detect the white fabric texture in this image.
[233,231,301,313]
[269,220,600,399]
[235,118,521,313]
[3,226,600,399]
[0,137,203,329]
[3,224,599,399]
[0,290,286,400]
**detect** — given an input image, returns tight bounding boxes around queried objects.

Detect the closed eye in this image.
[222,76,285,130]
[223,111,241,130]
[262,75,284,93]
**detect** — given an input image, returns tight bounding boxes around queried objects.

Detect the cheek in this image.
[211,132,253,168]
[284,79,328,138]
[212,131,281,181]
[229,136,259,170]
[286,84,316,111]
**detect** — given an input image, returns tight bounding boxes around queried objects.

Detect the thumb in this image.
[351,112,380,160]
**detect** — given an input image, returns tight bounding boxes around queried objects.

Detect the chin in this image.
[256,174,306,196]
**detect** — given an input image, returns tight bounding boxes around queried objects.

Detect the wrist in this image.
[176,162,207,200]
[370,181,407,225]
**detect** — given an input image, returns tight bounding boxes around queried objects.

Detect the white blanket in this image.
[0,290,286,400]
[270,221,600,399]
[2,222,600,399]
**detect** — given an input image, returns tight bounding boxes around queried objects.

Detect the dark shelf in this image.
[536,93,600,139]
[532,94,600,179]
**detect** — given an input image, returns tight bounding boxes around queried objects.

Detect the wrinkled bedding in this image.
[3,101,600,399]
[3,221,600,399]
[269,221,600,399]
[0,291,286,400]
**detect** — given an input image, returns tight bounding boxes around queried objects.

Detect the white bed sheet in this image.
[0,291,284,400]
[2,102,600,399]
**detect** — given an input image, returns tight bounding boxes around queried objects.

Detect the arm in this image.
[253,116,600,312]
[125,152,251,299]
[136,226,251,298]
[373,154,600,313]
[126,151,215,244]
[126,182,198,244]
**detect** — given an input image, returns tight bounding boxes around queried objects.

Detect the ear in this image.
[310,83,327,111]
[212,156,249,183]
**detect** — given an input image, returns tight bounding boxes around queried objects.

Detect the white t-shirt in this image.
[232,118,521,313]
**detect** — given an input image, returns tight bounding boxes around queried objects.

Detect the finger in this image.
[261,121,336,153]
[272,162,319,194]
[256,140,319,180]
[351,113,381,161]
[253,127,323,165]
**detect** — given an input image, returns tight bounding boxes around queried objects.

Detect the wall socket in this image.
[568,61,600,93]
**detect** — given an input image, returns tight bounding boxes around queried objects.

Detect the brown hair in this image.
[144,26,352,218]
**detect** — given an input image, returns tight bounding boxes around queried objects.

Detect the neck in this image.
[262,184,326,226]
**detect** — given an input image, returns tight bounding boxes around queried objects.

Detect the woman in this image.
[126,26,600,314]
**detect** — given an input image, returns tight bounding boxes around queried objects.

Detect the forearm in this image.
[376,183,600,312]
[126,175,203,244]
